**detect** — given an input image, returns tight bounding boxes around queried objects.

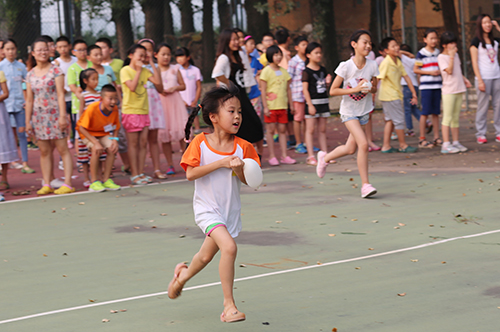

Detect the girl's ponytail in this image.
[184,105,201,142]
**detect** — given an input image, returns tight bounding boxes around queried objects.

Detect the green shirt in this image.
[67,60,92,114]
[104,59,124,85]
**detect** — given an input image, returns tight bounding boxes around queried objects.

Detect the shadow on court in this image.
[1,167,499,331]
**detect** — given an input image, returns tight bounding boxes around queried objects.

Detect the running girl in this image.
[302,42,331,165]
[316,30,379,198]
[167,84,260,323]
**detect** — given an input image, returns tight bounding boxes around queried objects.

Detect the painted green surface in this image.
[1,169,499,331]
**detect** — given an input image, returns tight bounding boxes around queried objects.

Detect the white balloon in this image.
[242,158,263,189]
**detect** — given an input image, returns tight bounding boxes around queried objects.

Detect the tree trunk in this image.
[111,0,134,59]
[63,0,72,39]
[309,0,338,74]
[74,0,82,38]
[440,0,459,37]
[202,0,215,81]
[141,0,164,42]
[369,0,380,51]
[10,0,41,59]
[218,0,231,31]
[244,0,269,41]
[164,0,175,44]
[179,0,195,34]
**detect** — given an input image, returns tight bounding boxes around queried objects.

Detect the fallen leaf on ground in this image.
[239,264,246,267]
[411,259,418,262]
[478,179,484,182]
[328,234,336,237]
[179,235,186,238]
[43,254,47,257]
[349,178,353,181]
[332,329,337,332]
[51,210,56,213]
[355,267,361,269]
[61,208,66,210]
[151,226,157,228]
[331,215,337,218]
[102,319,110,323]
[160,213,167,216]
[275,221,282,224]
[398,223,406,226]
[62,275,67,277]
[351,218,358,221]
[119,309,127,312]
[133,227,140,229]
[317,261,322,265]
[429,224,434,227]
[78,202,85,205]
[441,261,446,264]
[110,310,118,314]
[368,248,374,250]
[89,299,96,302]
[398,293,406,297]
[394,226,400,229]
[296,211,300,214]
[372,220,379,223]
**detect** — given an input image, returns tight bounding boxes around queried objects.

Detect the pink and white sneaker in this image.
[269,157,280,166]
[280,156,296,165]
[361,183,377,198]
[477,136,487,144]
[316,151,328,178]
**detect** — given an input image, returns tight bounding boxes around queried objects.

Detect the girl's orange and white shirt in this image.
[181,133,260,238]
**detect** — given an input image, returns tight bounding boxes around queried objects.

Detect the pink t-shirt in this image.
[179,65,203,105]
[437,53,466,95]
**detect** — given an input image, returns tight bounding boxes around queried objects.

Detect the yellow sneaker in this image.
[54,184,76,195]
[37,185,54,195]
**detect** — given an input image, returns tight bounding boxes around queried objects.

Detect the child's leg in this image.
[450,93,462,142]
[293,102,305,145]
[364,113,374,145]
[344,120,369,184]
[89,147,101,183]
[441,94,452,143]
[53,138,73,186]
[147,129,161,172]
[265,123,276,159]
[403,86,413,130]
[37,140,53,185]
[103,148,116,182]
[82,163,90,182]
[431,114,440,140]
[318,117,328,152]
[161,142,174,166]
[382,120,394,151]
[179,139,186,152]
[305,117,316,158]
[419,114,428,140]
[126,132,139,177]
[324,132,357,163]
[138,127,149,175]
[1,163,8,184]
[277,123,288,158]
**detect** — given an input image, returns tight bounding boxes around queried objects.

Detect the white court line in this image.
[1,228,499,325]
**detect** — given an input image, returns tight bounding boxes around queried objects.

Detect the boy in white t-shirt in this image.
[54,36,77,144]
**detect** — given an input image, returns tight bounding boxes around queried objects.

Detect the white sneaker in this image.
[441,145,459,154]
[452,142,468,152]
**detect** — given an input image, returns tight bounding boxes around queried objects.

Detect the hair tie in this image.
[184,138,192,143]
[244,35,253,42]
[198,104,202,109]
[138,38,155,47]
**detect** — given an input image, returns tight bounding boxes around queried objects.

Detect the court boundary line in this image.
[1,228,499,325]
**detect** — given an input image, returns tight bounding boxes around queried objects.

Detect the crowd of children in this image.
[1,13,500,202]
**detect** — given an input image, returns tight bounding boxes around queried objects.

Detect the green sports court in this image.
[1,165,500,331]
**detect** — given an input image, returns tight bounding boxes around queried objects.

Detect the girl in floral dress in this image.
[25,38,74,195]
[139,39,167,179]
[156,43,187,175]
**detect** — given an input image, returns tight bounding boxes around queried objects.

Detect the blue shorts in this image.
[420,89,441,115]
[340,113,370,125]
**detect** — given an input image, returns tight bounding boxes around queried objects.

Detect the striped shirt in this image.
[416,48,442,90]
[287,54,306,102]
[82,91,101,109]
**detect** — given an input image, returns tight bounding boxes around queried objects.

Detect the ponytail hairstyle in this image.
[175,47,195,65]
[124,43,147,66]
[349,29,372,54]
[184,82,240,142]
[304,41,322,65]
[79,68,98,90]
